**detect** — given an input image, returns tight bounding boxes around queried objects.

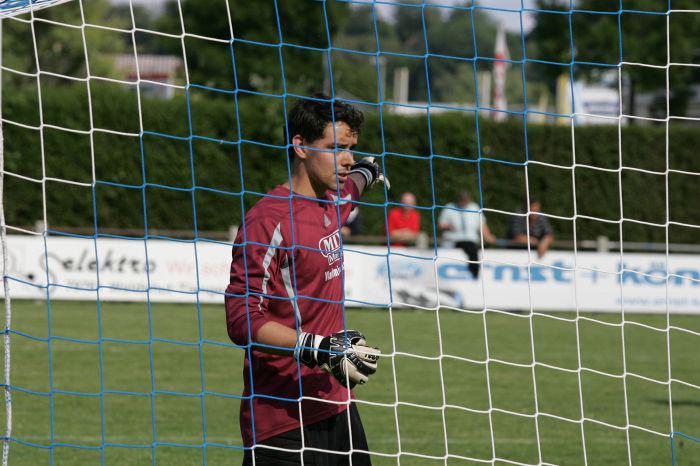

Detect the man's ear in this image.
[292,134,307,160]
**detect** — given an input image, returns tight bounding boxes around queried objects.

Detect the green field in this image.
[3,300,700,465]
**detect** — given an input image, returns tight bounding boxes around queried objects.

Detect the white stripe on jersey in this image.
[259,223,283,312]
[281,263,302,329]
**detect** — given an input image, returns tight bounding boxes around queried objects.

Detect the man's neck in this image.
[283,163,325,199]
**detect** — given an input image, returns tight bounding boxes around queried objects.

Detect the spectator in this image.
[507,199,554,258]
[438,191,496,279]
[387,192,420,247]
[342,206,363,238]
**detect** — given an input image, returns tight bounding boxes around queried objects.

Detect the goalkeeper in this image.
[225,95,388,466]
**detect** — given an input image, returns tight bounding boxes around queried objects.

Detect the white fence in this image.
[3,235,700,313]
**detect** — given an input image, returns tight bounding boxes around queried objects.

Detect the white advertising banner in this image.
[2,235,232,303]
[3,235,700,313]
[344,246,700,313]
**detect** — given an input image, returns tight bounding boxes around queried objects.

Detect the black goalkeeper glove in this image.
[296,330,380,388]
[350,156,391,191]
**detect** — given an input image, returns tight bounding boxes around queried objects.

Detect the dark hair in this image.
[457,190,471,202]
[286,94,364,160]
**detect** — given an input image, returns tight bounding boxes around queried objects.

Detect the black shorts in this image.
[242,403,371,466]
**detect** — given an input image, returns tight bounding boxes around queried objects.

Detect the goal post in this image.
[0,0,73,18]
[2,2,75,465]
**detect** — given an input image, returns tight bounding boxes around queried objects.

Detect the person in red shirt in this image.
[225,95,389,466]
[387,192,420,247]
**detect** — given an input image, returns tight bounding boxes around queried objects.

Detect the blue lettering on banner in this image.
[643,262,668,285]
[551,261,572,283]
[377,261,423,280]
[438,263,470,280]
[674,270,700,286]
[530,266,547,282]
[434,260,700,287]
[621,268,642,285]
[493,264,522,281]
[619,262,700,287]
[438,262,573,283]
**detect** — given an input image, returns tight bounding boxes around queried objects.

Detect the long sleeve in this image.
[225,219,285,346]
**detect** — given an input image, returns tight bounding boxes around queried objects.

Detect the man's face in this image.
[458,195,470,208]
[300,121,357,193]
[401,192,416,211]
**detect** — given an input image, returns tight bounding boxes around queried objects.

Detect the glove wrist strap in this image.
[296,332,323,368]
[349,166,374,186]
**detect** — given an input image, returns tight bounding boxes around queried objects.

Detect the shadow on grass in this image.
[652,398,700,408]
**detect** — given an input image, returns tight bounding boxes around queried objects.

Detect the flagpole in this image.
[493,27,509,121]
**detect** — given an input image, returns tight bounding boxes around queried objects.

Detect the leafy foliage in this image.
[528,0,700,116]
[4,0,698,246]
[4,85,699,245]
[2,0,124,81]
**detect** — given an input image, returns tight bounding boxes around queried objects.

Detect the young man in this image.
[438,191,496,279]
[225,95,388,466]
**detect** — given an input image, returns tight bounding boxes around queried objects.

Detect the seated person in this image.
[387,192,420,247]
[507,199,554,258]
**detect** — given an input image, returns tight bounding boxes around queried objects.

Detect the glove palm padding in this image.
[299,330,380,388]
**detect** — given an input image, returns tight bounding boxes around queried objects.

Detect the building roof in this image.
[113,54,183,80]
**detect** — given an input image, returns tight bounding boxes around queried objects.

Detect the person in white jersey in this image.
[438,191,496,279]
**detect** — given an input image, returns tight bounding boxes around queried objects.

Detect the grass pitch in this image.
[3,300,700,465]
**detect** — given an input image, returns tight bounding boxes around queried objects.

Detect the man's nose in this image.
[339,149,354,167]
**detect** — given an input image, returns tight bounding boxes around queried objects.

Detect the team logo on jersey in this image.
[319,229,341,265]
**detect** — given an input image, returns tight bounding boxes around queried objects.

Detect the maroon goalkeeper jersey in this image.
[225,178,360,447]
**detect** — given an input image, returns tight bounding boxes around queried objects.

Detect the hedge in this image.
[4,81,699,244]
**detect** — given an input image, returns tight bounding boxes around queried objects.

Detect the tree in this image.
[329,5,400,102]
[154,0,350,95]
[527,0,700,117]
[381,2,507,104]
[2,0,125,82]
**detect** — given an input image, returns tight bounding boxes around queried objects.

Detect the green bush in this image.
[4,85,699,244]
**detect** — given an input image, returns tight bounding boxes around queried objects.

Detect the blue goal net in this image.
[2,1,700,465]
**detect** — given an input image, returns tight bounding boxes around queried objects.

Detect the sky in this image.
[471,0,538,33]
[111,0,538,33]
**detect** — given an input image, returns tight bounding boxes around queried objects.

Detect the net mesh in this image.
[1,1,700,465]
